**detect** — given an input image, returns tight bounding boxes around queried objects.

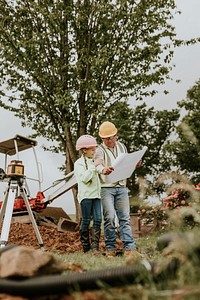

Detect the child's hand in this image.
[93,158,104,167]
[102,166,114,175]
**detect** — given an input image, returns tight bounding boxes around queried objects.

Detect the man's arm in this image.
[95,146,113,175]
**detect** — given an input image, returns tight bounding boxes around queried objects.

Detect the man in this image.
[95,121,142,257]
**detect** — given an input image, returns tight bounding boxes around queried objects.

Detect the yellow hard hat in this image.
[99,121,118,138]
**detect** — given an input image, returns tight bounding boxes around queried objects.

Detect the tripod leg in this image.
[0,186,16,247]
[0,188,10,225]
[20,189,44,249]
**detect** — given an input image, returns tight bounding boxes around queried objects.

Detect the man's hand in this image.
[102,166,114,175]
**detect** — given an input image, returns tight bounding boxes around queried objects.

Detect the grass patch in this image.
[55,232,161,271]
[54,229,200,299]
[59,251,126,271]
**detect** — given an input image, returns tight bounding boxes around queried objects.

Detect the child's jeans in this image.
[80,198,102,231]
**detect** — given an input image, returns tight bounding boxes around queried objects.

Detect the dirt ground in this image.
[7,222,108,253]
[0,222,115,300]
[3,223,200,300]
[8,222,82,253]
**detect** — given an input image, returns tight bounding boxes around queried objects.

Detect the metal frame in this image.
[0,135,44,248]
[0,134,42,189]
[0,178,44,248]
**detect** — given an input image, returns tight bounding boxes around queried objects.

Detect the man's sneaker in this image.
[124,250,151,269]
[124,249,145,259]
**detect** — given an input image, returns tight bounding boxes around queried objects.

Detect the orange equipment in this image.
[0,135,78,247]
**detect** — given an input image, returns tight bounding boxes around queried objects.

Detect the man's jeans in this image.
[101,187,136,250]
[80,198,102,232]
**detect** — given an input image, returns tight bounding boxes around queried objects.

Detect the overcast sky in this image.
[146,0,200,110]
[0,0,200,214]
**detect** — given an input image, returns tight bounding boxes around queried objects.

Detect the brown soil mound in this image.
[7,223,109,253]
[7,223,82,253]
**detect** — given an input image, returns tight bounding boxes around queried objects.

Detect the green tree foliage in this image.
[0,0,181,165]
[0,0,193,216]
[164,79,200,183]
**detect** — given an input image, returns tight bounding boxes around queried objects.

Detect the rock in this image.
[0,246,65,278]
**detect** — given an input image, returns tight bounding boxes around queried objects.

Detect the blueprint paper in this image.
[104,146,148,184]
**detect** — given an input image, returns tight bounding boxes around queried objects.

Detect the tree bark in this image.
[65,125,81,222]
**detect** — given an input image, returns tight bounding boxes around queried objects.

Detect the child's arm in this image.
[74,161,96,183]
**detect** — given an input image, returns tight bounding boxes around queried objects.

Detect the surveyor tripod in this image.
[0,177,44,248]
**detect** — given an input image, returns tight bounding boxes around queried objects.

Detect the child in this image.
[74,134,103,253]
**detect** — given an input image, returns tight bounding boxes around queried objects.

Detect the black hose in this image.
[0,264,150,297]
[0,238,180,297]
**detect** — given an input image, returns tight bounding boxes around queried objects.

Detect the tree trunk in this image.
[65,125,81,222]
[72,186,81,223]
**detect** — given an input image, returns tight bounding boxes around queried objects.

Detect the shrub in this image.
[137,182,200,227]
